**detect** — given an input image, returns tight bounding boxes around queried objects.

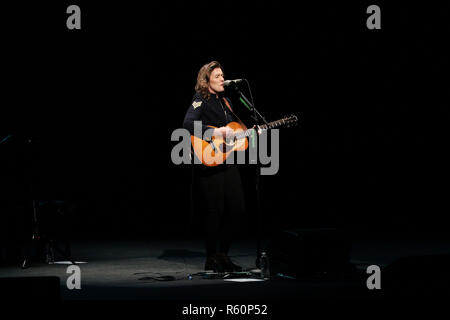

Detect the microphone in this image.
[223,79,245,87]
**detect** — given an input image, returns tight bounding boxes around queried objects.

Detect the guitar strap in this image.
[222,97,248,130]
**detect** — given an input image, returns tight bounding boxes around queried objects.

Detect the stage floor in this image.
[1,235,450,301]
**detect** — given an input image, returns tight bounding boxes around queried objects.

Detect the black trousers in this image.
[196,165,246,257]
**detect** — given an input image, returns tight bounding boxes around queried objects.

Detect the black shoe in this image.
[204,256,225,273]
[216,253,242,272]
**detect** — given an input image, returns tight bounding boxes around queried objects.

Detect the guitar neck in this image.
[258,119,289,131]
[234,119,288,140]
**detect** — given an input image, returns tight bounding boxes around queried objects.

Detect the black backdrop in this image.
[1,1,449,240]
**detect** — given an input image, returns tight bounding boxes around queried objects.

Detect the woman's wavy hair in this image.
[195,61,223,100]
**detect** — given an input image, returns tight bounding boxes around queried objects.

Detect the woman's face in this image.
[208,68,225,94]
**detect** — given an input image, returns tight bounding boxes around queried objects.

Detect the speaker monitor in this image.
[267,228,352,277]
[382,254,450,296]
[0,276,60,301]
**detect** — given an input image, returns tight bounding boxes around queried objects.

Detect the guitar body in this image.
[191,121,249,167]
[190,114,299,167]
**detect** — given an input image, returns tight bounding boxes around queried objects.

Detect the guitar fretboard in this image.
[234,118,294,140]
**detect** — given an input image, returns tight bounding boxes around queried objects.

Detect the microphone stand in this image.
[228,81,269,269]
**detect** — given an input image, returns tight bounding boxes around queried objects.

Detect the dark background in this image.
[1,1,449,243]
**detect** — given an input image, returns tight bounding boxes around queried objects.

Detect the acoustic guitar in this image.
[191,114,299,166]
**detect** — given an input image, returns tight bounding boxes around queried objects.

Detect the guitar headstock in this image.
[259,113,302,131]
[280,113,301,128]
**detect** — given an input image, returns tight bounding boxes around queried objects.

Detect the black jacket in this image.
[183,92,238,141]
